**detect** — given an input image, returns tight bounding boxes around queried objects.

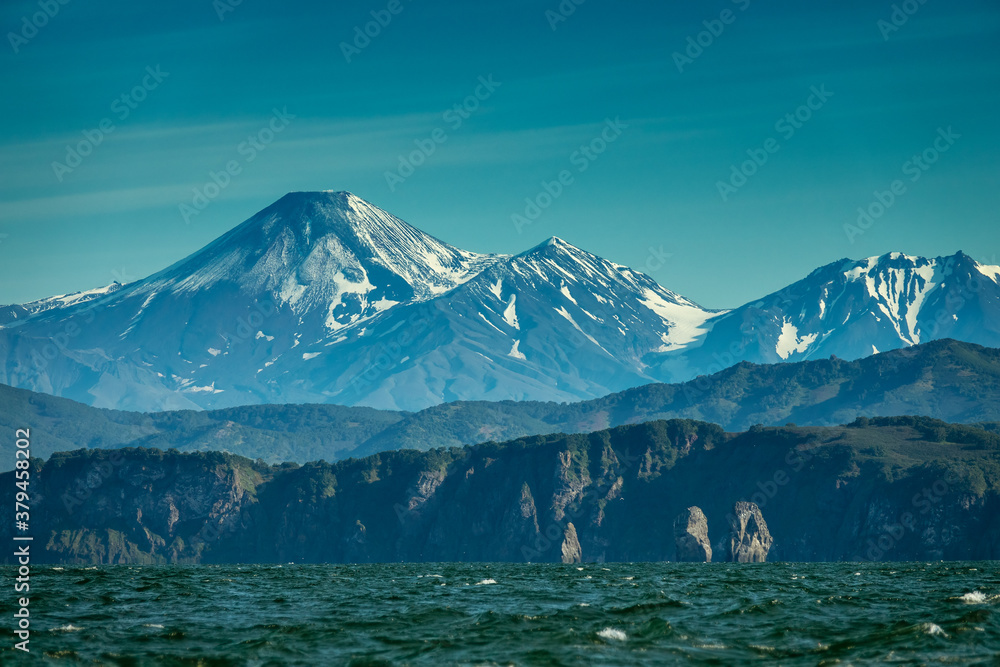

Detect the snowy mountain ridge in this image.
[1,191,997,412]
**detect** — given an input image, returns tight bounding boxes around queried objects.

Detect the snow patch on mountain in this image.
[560,283,578,305]
[904,264,939,344]
[639,288,719,348]
[837,253,947,345]
[478,312,506,335]
[488,278,503,301]
[554,305,613,357]
[977,262,1000,285]
[502,295,520,330]
[776,319,819,360]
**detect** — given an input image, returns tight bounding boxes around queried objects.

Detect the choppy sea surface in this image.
[2,561,998,665]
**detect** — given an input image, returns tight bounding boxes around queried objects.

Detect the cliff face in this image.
[4,417,1000,565]
[27,449,263,564]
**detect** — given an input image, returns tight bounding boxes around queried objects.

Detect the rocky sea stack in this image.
[560,523,582,563]
[673,506,712,562]
[726,501,773,563]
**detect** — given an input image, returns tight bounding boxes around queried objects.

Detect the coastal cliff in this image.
[4,417,999,564]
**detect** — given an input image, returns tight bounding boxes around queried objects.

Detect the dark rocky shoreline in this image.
[4,417,999,565]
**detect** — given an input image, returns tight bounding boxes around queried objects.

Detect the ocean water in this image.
[2,561,998,665]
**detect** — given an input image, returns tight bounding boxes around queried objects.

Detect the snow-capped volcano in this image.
[1,191,998,412]
[0,192,504,410]
[134,191,502,331]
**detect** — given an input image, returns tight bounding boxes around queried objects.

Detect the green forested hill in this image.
[3,339,999,468]
[0,384,404,468]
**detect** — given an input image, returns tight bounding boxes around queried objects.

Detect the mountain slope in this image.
[137,190,500,318]
[321,236,718,410]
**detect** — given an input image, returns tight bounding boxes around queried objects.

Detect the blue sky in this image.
[1,0,998,308]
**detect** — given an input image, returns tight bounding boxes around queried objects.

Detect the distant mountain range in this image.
[4,339,999,469]
[2,191,998,412]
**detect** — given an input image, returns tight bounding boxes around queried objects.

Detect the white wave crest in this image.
[52,624,83,633]
[598,628,627,641]
[959,591,986,604]
[923,623,948,637]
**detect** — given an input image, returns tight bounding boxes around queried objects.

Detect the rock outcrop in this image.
[673,506,712,562]
[727,502,773,563]
[561,523,582,563]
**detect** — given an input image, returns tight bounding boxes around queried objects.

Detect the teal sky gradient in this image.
[1,0,998,308]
